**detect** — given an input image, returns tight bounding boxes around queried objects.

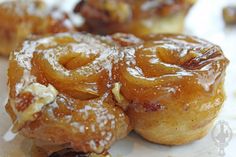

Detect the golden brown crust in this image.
[0,0,74,56]
[7,33,228,155]
[74,0,196,36]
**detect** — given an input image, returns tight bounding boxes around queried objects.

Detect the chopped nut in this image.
[15,92,34,112]
[12,83,58,132]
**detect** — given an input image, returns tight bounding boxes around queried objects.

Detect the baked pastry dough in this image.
[74,0,196,36]
[6,33,228,155]
[0,0,74,56]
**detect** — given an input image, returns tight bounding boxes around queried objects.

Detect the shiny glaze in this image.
[7,33,228,154]
[118,34,228,111]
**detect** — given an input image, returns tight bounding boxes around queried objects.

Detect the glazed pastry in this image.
[0,0,74,56]
[74,0,196,36]
[6,33,228,156]
[118,34,229,145]
[6,33,131,156]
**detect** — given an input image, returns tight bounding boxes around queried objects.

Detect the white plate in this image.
[0,0,236,156]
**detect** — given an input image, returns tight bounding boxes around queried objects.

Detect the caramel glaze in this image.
[6,33,228,155]
[118,34,228,110]
[74,0,196,35]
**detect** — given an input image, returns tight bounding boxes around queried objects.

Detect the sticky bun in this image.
[6,33,228,156]
[0,0,74,56]
[120,34,229,145]
[74,0,196,36]
[6,33,131,156]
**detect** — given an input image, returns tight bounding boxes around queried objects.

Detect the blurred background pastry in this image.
[74,0,196,36]
[0,0,75,56]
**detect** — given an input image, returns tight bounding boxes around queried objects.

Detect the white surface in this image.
[0,0,236,157]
